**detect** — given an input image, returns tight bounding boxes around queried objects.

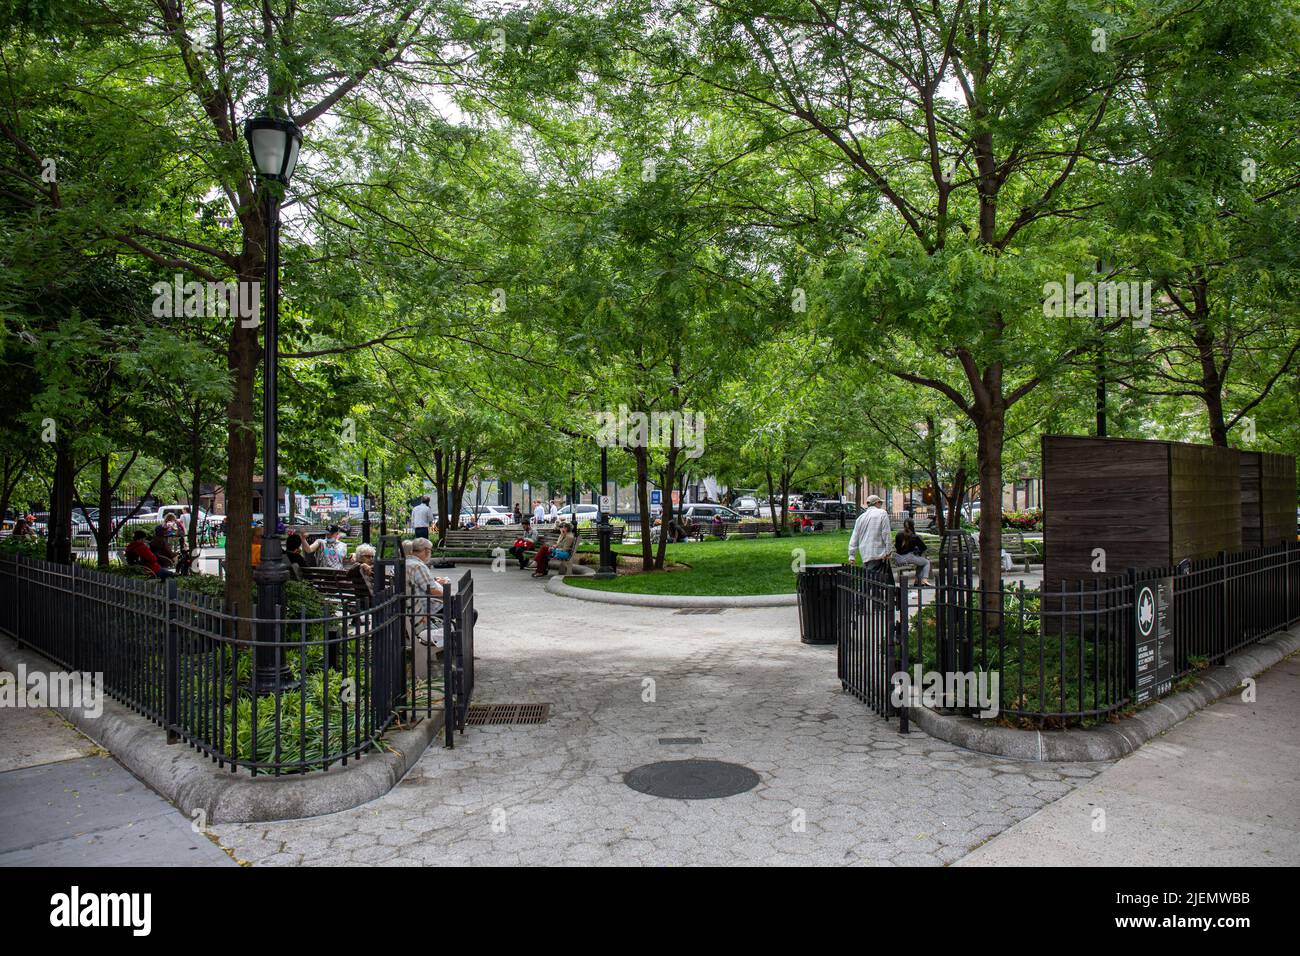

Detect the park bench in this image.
[300,566,371,610]
[440,528,520,552]
[576,525,626,545]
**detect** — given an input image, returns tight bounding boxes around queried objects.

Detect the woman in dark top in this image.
[149,526,176,569]
[893,518,931,586]
[284,532,307,576]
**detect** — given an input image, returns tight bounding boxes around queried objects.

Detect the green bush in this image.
[0,535,45,557]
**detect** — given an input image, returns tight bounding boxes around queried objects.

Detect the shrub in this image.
[0,535,45,557]
[1002,509,1042,531]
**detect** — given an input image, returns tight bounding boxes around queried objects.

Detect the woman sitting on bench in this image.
[509,518,540,570]
[894,519,932,586]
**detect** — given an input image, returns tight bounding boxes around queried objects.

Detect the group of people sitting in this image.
[507,518,578,577]
[124,528,186,576]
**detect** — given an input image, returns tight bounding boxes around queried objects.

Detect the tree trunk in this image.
[47,440,74,564]
[633,446,652,571]
[96,455,112,567]
[947,466,968,532]
[188,450,202,560]
[224,318,258,618]
[654,442,680,570]
[975,413,1005,616]
[764,460,779,531]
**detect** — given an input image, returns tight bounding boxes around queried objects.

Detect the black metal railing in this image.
[441,569,476,748]
[898,576,1134,725]
[0,553,477,772]
[837,540,1300,728]
[835,563,910,730]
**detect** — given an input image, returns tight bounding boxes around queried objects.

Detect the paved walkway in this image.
[0,690,235,867]
[957,651,1300,866]
[209,569,1107,865]
[7,568,1294,866]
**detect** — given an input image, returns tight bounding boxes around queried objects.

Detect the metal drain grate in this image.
[465,703,551,726]
[675,608,725,615]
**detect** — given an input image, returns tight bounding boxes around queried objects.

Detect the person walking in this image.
[533,499,546,525]
[848,494,894,581]
[410,496,432,540]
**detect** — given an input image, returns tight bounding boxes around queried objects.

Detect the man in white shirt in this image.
[848,494,893,579]
[533,499,546,525]
[410,497,432,539]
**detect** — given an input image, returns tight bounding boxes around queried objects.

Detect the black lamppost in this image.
[379,459,387,537]
[839,455,847,530]
[362,453,371,544]
[596,444,615,577]
[244,114,302,689]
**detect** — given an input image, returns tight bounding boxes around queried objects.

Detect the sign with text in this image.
[1133,576,1174,705]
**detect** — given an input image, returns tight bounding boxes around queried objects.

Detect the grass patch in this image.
[566,531,853,596]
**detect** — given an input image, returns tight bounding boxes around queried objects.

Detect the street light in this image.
[595,444,615,578]
[244,113,302,689]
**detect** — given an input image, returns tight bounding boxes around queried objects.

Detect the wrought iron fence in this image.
[0,553,477,772]
[898,576,1134,725]
[835,540,1300,728]
[442,569,476,748]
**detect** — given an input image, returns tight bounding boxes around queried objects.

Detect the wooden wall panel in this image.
[1260,453,1297,546]
[1043,436,1171,588]
[1170,443,1241,561]
[1240,453,1263,550]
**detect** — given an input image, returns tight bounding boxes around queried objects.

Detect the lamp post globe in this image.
[244,113,301,689]
[244,116,302,183]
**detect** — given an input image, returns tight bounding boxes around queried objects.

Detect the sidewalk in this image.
[0,698,236,866]
[957,651,1300,866]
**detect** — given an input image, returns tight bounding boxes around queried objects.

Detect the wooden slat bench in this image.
[300,566,370,609]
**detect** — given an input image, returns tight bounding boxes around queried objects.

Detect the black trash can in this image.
[797,563,842,645]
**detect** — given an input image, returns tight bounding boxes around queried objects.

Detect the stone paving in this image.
[211,569,1108,866]
[0,697,235,866]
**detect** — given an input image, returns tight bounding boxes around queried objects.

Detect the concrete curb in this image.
[0,633,442,823]
[545,575,797,608]
[909,628,1300,762]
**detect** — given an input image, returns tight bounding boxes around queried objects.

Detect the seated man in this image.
[405,537,451,652]
[508,518,540,570]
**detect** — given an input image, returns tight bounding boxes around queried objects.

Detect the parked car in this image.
[731,495,762,516]
[462,505,514,527]
[554,504,601,524]
[679,503,742,524]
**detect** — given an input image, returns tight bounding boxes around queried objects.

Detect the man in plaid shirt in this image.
[406,538,450,649]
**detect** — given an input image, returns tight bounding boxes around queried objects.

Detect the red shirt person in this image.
[125,530,162,575]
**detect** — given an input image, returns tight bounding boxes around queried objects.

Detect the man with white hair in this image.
[405,537,450,651]
[848,493,893,581]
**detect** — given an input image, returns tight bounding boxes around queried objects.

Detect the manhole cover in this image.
[623,759,760,799]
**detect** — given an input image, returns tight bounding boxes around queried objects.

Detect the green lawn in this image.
[566,531,854,596]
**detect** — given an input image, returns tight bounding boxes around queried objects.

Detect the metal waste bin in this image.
[797,563,842,645]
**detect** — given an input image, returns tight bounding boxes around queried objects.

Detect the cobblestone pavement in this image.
[211,569,1109,866]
